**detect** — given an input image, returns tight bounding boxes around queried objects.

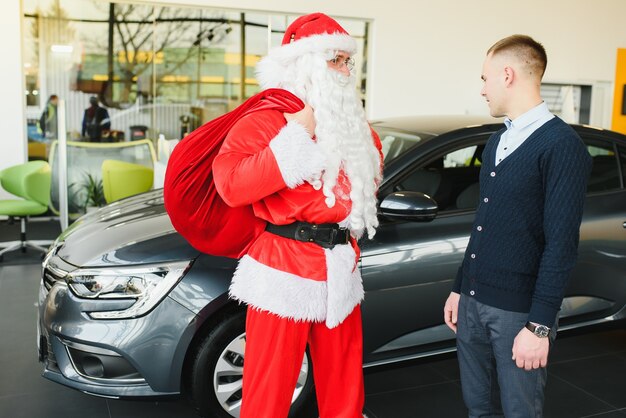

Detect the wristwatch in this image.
[525,322,550,338]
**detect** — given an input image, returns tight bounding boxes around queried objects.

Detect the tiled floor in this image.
[1,219,625,417]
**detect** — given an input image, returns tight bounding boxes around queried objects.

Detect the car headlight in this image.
[66,261,192,319]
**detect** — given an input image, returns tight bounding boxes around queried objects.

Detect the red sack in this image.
[163,89,304,258]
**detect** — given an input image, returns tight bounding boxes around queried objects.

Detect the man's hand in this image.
[284,104,316,137]
[443,292,460,333]
[512,327,550,370]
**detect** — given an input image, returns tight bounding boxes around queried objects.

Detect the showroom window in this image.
[22,0,370,218]
[22,0,369,153]
[541,83,592,124]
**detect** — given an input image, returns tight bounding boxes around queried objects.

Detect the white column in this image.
[0,0,27,190]
[57,100,68,231]
[0,1,27,164]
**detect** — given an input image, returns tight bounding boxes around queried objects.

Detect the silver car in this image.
[37,116,626,418]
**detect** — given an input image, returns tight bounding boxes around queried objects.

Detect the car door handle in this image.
[623,221,626,229]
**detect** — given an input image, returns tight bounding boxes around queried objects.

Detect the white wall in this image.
[0,0,27,176]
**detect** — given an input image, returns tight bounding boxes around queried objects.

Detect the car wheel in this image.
[187,310,317,418]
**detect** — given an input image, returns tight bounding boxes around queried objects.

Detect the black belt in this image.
[265,221,350,249]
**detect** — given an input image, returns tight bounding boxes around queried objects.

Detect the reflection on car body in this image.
[37,115,626,418]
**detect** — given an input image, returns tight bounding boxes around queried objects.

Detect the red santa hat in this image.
[256,13,357,89]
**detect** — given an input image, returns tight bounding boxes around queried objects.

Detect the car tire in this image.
[187,310,317,418]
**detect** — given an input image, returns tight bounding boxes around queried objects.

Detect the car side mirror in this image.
[379,191,438,221]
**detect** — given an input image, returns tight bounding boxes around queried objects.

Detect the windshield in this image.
[373,127,435,165]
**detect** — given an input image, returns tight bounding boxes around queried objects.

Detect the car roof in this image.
[370,115,504,136]
[372,115,626,144]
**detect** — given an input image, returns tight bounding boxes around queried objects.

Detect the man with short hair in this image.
[212,13,382,418]
[82,96,111,141]
[443,35,591,417]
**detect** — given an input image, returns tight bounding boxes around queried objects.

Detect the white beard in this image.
[279,53,382,239]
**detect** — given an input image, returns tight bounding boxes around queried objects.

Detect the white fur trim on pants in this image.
[269,120,326,189]
[229,245,364,328]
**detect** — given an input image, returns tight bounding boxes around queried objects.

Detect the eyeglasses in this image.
[328,55,355,72]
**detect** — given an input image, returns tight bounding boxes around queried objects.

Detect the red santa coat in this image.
[213,109,381,328]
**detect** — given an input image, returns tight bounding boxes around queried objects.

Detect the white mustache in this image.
[331,71,351,87]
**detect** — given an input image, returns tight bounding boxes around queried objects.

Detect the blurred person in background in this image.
[82,96,111,141]
[39,94,58,139]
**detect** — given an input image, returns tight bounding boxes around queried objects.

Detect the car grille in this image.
[43,264,68,292]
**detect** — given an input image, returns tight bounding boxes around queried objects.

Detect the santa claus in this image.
[212,12,382,418]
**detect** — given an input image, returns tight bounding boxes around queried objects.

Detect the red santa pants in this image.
[240,305,365,418]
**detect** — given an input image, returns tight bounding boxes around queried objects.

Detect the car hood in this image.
[54,189,200,267]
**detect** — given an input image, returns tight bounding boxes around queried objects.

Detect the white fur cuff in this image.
[269,120,326,189]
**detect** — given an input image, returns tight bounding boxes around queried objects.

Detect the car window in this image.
[374,128,434,165]
[395,143,485,212]
[583,139,621,193]
[444,145,480,168]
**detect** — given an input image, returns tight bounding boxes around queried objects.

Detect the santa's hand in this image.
[284,104,316,137]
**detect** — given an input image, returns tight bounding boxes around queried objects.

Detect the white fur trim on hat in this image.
[228,244,364,328]
[269,120,326,189]
[256,32,356,90]
[274,33,356,63]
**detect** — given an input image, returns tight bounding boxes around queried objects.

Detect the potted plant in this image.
[70,172,106,213]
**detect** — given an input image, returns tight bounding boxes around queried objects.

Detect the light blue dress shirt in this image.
[495,102,555,166]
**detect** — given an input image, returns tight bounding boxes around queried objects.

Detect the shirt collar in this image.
[503,101,551,130]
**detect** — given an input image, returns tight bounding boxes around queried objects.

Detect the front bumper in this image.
[37,273,197,399]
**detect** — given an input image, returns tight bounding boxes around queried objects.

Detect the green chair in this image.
[0,161,52,261]
[101,159,154,204]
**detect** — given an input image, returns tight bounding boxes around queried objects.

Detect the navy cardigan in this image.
[452,117,592,327]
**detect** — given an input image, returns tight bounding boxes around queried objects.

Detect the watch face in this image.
[536,325,550,337]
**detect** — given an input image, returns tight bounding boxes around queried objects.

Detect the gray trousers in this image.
[456,295,557,418]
